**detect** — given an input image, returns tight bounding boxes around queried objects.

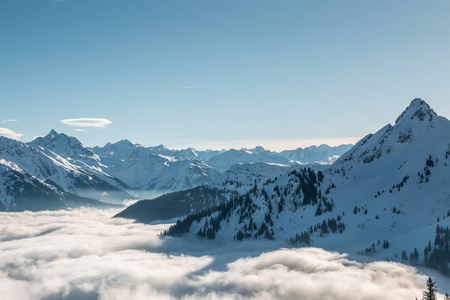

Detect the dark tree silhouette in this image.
[422,277,437,300]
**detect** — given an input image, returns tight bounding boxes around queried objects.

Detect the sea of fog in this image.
[0,208,446,300]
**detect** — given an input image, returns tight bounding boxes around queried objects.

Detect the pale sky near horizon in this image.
[2,0,450,151]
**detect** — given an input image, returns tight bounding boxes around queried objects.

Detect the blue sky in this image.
[2,0,450,150]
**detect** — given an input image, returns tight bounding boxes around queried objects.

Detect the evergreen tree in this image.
[401,250,408,261]
[422,277,437,300]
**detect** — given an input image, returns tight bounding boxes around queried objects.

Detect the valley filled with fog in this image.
[0,208,446,300]
[3,0,450,299]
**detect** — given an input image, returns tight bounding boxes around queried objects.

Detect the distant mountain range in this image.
[0,129,351,211]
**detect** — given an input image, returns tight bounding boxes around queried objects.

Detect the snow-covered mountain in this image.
[0,135,132,206]
[279,144,353,164]
[116,162,297,222]
[30,130,130,191]
[91,140,220,197]
[161,98,450,276]
[116,160,336,223]
[91,141,224,162]
[0,155,119,211]
[28,132,220,199]
[205,147,293,172]
[203,145,352,173]
[90,138,350,193]
[0,130,223,210]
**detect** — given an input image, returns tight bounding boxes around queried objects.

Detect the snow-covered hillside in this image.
[116,162,297,223]
[117,161,336,223]
[164,98,450,276]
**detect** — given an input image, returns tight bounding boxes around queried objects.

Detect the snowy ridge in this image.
[91,140,342,196]
[280,144,353,164]
[205,147,292,173]
[205,145,352,173]
[91,140,220,196]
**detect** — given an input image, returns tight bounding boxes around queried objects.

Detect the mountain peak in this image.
[152,144,169,151]
[253,146,266,153]
[42,129,72,141]
[113,139,134,147]
[48,129,58,136]
[29,130,93,157]
[395,98,436,125]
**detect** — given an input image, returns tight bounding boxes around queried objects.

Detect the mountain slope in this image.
[0,159,118,211]
[115,162,297,223]
[115,186,236,223]
[163,98,450,275]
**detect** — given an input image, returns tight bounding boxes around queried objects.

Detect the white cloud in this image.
[75,129,87,132]
[60,118,112,128]
[0,128,23,140]
[1,119,18,123]
[0,209,446,300]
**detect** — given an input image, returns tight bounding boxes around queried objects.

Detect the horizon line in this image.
[164,137,361,152]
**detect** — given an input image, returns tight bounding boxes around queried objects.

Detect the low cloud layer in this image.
[60,118,112,128]
[0,127,23,140]
[0,209,443,300]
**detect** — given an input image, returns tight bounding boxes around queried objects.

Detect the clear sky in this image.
[1,0,450,151]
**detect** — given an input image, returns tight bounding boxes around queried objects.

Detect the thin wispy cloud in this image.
[60,118,112,128]
[75,128,87,132]
[0,128,23,140]
[1,119,18,123]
